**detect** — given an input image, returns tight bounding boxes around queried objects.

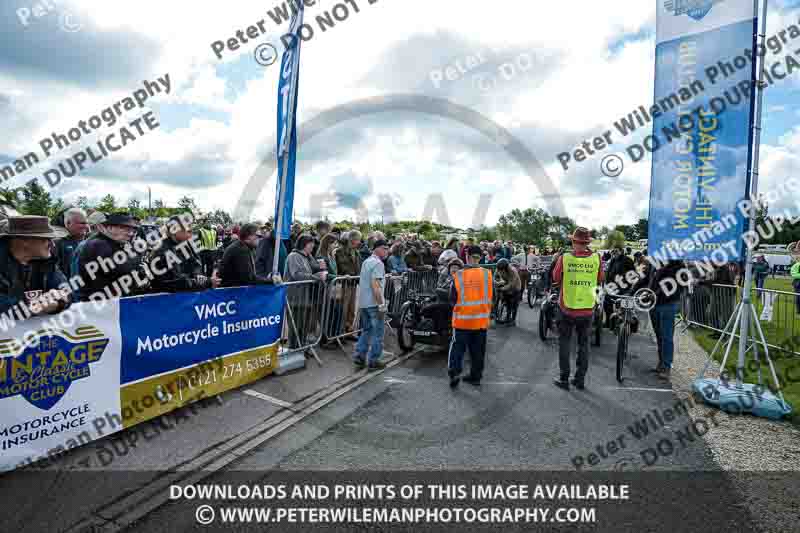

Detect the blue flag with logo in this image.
[275,3,304,241]
[647,0,758,262]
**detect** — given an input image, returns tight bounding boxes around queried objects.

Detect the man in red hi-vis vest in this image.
[448,245,493,389]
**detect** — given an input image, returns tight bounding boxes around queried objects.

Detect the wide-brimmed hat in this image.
[570,227,592,244]
[0,216,59,239]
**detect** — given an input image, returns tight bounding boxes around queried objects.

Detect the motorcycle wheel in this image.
[397,303,416,353]
[528,286,536,308]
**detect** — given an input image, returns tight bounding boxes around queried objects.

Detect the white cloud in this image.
[3,0,798,233]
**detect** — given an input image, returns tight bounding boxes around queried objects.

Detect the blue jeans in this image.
[355,307,385,364]
[652,302,679,369]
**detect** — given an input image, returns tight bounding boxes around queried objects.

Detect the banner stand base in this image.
[693,297,792,420]
[275,351,307,375]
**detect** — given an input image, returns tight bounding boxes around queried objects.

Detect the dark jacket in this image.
[607,254,636,293]
[0,240,71,316]
[650,261,683,306]
[77,233,145,301]
[255,237,288,277]
[53,235,83,280]
[220,240,271,287]
[149,235,210,293]
[336,244,362,276]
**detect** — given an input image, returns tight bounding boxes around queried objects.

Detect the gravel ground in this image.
[671,326,800,533]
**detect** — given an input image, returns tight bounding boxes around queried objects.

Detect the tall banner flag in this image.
[648,0,758,261]
[274,3,304,241]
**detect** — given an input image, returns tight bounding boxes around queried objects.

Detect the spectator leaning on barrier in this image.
[284,235,327,351]
[317,233,339,276]
[388,243,409,274]
[354,239,390,371]
[0,216,71,317]
[150,215,218,293]
[648,260,683,380]
[551,227,604,391]
[77,213,145,301]
[53,207,88,279]
[335,230,363,341]
[220,223,274,287]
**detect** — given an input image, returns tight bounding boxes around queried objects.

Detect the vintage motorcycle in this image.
[393,288,454,352]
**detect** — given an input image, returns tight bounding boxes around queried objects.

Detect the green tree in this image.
[19,180,53,216]
[604,230,627,250]
[614,224,637,241]
[76,196,90,210]
[127,198,145,220]
[204,209,233,227]
[635,218,649,240]
[98,194,116,212]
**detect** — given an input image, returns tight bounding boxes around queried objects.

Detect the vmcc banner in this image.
[274,3,304,241]
[0,285,285,472]
[648,0,758,261]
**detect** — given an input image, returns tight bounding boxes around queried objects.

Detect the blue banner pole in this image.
[272,21,303,278]
[735,0,769,385]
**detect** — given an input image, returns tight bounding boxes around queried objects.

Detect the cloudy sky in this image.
[1,0,799,230]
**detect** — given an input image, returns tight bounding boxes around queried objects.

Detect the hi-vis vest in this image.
[199,228,217,251]
[452,267,493,330]
[562,253,600,310]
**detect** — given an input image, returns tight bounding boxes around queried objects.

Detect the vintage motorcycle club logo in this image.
[664,0,724,21]
[0,326,109,410]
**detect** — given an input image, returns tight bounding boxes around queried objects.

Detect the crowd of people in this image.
[1,205,798,388]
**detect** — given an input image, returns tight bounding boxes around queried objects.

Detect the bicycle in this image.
[538,289,560,341]
[611,288,651,383]
[527,266,547,308]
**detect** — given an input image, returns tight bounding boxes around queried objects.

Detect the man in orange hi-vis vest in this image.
[448,245,493,389]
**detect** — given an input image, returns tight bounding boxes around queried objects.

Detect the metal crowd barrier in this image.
[682,283,800,357]
[280,279,325,362]
[320,275,362,345]
[385,269,440,315]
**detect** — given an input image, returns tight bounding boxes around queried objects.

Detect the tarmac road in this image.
[126,304,759,533]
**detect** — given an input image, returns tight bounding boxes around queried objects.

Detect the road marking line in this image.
[79,345,429,533]
[609,387,674,393]
[384,378,412,384]
[243,390,294,408]
[484,381,529,386]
